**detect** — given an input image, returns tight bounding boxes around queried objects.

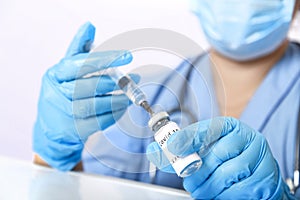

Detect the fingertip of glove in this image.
[88,50,132,68]
[65,22,96,57]
[146,142,160,154]
[220,117,239,136]
[80,22,96,51]
[81,21,95,30]
[110,50,133,66]
[166,130,190,156]
[78,22,96,39]
[146,142,161,162]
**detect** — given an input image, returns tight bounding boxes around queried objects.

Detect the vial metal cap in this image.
[148,111,169,130]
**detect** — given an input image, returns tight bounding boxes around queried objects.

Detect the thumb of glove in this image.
[65,22,96,57]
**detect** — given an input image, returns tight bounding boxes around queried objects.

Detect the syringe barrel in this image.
[118,76,147,106]
[107,68,147,106]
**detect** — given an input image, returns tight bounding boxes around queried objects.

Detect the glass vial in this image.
[148,111,202,177]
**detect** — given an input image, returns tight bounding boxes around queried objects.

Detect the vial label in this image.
[154,122,201,176]
[156,125,179,147]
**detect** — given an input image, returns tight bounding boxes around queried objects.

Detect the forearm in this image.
[33,154,83,171]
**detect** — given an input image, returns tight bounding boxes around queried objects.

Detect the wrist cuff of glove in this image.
[33,123,84,171]
[34,147,83,171]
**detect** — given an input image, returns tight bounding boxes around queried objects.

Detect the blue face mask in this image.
[191,0,295,61]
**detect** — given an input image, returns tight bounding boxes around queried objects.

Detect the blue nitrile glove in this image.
[147,117,295,199]
[33,22,138,171]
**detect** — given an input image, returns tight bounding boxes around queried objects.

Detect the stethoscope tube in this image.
[293,95,300,193]
[286,92,300,194]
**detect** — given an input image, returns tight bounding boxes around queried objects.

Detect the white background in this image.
[0,0,299,161]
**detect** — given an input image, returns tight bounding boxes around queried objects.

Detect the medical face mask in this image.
[190,0,295,61]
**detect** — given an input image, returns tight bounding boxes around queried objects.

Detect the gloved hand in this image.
[33,22,137,171]
[147,117,294,199]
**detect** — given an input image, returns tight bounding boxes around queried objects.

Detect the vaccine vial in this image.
[148,111,202,177]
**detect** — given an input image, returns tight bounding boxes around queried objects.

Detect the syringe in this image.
[107,68,154,115]
[84,67,201,177]
[83,67,154,115]
[107,68,201,177]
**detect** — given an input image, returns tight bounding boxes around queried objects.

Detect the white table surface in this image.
[0,156,193,200]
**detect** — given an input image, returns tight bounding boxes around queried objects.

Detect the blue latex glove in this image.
[147,117,294,199]
[33,22,137,171]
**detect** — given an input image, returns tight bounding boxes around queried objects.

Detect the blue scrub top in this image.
[82,42,300,193]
